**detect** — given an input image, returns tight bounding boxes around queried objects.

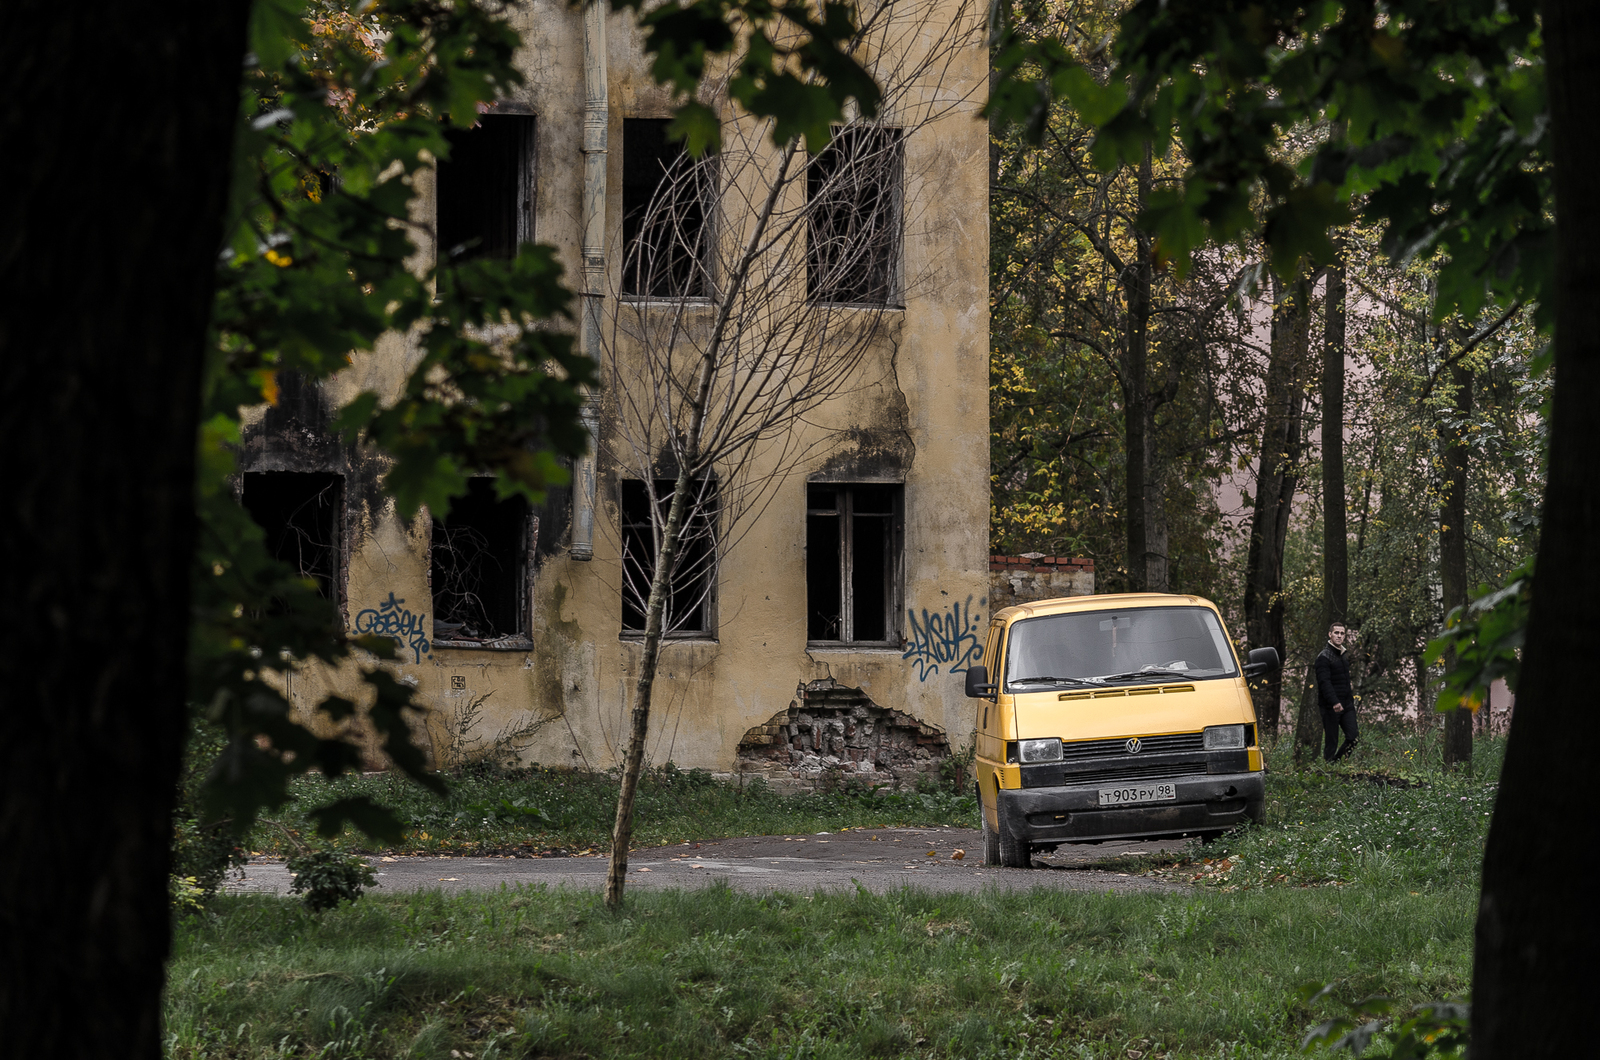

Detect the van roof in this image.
[991,592,1219,624]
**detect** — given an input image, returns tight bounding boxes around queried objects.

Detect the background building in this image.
[240,0,991,789]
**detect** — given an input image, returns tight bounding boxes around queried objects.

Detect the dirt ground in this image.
[226,826,1195,897]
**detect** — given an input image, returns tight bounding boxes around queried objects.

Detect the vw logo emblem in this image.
[1125,737,1142,754]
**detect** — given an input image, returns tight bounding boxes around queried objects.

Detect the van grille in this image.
[1065,762,1205,786]
[1060,732,1204,761]
[1021,758,1209,789]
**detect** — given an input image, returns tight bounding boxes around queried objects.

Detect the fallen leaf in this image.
[637,867,652,872]
[951,849,965,860]
[926,850,937,857]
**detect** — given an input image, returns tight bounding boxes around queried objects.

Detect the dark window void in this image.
[437,114,535,262]
[620,479,716,635]
[806,483,902,644]
[622,118,713,298]
[242,472,343,603]
[431,479,531,640]
[807,127,903,305]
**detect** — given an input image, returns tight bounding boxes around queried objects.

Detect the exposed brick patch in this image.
[989,555,1095,610]
[988,553,1096,574]
[729,679,948,794]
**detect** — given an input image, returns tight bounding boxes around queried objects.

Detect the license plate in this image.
[1098,782,1177,806]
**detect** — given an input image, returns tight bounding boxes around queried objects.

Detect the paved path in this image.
[224,826,1193,897]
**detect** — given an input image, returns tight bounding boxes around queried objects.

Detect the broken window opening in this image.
[436,114,536,262]
[622,118,714,298]
[806,126,904,306]
[431,478,533,644]
[241,472,344,607]
[806,483,902,645]
[620,478,717,636]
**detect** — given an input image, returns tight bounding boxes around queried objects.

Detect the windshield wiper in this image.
[1088,667,1191,683]
[1008,675,1100,687]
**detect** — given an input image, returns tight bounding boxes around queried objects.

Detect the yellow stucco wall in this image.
[251,0,990,782]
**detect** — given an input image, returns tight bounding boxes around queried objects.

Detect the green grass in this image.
[247,765,977,858]
[1089,726,1502,893]
[167,880,1473,1060]
[172,724,1496,1058]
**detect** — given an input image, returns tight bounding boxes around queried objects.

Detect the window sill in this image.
[619,632,718,644]
[806,642,905,653]
[616,295,716,307]
[804,300,904,311]
[432,636,535,652]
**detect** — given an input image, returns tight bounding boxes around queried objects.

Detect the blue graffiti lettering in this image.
[902,596,983,681]
[354,592,431,663]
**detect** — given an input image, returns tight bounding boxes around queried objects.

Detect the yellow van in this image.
[964,592,1279,868]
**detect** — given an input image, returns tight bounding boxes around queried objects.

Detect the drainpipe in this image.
[570,0,607,561]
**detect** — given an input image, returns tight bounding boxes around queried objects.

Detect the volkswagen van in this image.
[964,593,1279,867]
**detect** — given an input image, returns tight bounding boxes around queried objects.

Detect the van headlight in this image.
[1203,725,1247,750]
[1018,738,1064,763]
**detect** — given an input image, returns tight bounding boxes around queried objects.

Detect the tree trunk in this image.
[1322,241,1349,629]
[604,472,695,907]
[603,138,800,909]
[1473,3,1597,1051]
[1122,148,1165,592]
[1437,361,1474,771]
[0,5,252,1057]
[1245,268,1310,743]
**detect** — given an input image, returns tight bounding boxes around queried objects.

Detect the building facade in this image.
[239,0,991,789]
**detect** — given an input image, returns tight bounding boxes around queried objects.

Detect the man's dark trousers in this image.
[1313,642,1358,761]
[1321,706,1358,761]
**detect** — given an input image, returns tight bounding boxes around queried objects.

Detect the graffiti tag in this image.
[354,592,431,663]
[902,596,983,681]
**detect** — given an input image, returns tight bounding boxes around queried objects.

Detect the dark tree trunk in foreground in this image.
[1246,269,1309,740]
[1437,361,1474,771]
[0,5,251,1056]
[1473,3,1598,1052]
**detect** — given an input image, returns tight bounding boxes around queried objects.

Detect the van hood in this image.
[1008,678,1253,741]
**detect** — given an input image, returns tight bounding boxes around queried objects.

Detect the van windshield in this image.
[1004,606,1238,690]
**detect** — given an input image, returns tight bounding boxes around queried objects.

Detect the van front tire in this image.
[980,801,1001,866]
[997,813,1031,868]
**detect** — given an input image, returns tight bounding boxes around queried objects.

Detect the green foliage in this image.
[172,716,247,899]
[1001,0,1551,323]
[1301,987,1468,1059]
[196,0,599,844]
[988,12,1244,592]
[1261,225,1545,709]
[286,850,380,913]
[611,0,881,155]
[1426,556,1533,714]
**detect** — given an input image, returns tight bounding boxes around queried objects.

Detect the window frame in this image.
[805,482,905,649]
[618,478,719,639]
[434,111,537,264]
[620,117,718,301]
[429,477,538,650]
[805,125,905,308]
[239,470,347,616]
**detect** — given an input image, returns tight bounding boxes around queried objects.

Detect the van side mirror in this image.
[964,664,997,699]
[1243,647,1280,677]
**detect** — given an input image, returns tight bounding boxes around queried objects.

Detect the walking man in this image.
[1313,622,1358,762]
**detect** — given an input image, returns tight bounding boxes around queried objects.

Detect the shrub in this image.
[286,851,379,913]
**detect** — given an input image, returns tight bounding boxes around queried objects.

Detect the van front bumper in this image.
[997,771,1265,846]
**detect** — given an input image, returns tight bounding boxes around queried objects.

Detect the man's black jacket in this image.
[1313,644,1354,711]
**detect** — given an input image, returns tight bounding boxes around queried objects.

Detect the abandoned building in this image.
[240,0,998,789]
